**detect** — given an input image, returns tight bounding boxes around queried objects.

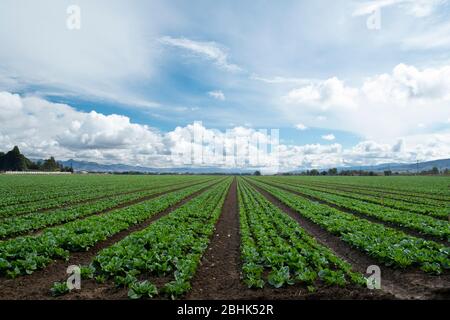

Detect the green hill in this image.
[0,146,35,171]
[0,146,71,172]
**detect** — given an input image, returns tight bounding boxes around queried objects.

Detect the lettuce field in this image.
[0,174,448,299]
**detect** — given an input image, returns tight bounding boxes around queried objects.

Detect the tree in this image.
[254,170,261,176]
[328,168,338,175]
[0,146,71,172]
[0,146,30,171]
[41,157,59,171]
[310,169,319,176]
[384,170,392,176]
[431,167,439,175]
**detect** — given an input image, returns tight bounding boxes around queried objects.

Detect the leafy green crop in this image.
[86,178,232,299]
[237,178,365,290]
[268,178,448,219]
[128,281,158,299]
[50,281,69,297]
[0,179,214,239]
[259,178,450,240]
[0,178,221,277]
[250,178,450,274]
[0,175,214,218]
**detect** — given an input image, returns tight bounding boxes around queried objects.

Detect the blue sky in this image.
[0,0,449,170]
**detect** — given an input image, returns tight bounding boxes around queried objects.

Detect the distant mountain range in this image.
[336,158,450,173]
[58,159,255,174]
[55,158,450,174]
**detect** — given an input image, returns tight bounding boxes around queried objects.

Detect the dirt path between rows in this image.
[186,178,242,299]
[186,178,392,300]
[259,180,448,246]
[0,180,223,300]
[246,179,450,300]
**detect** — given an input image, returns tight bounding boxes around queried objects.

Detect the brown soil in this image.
[246,179,450,300]
[260,180,448,245]
[0,180,222,300]
[185,178,242,299]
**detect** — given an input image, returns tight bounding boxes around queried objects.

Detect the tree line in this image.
[0,146,73,172]
[278,167,449,176]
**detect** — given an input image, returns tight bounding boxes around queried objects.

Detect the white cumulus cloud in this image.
[1,91,449,172]
[0,91,166,165]
[283,77,358,110]
[281,63,450,140]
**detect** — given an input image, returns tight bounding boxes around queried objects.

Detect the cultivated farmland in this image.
[0,174,448,299]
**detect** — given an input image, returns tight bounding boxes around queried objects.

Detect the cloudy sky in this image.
[1,0,449,171]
